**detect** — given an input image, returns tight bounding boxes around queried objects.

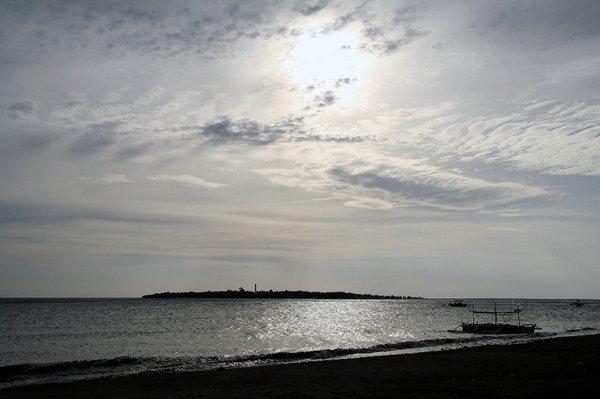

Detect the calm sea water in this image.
[1,298,598,387]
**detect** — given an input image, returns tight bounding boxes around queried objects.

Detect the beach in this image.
[1,334,598,398]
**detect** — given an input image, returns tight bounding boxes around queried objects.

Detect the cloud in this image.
[470,0,600,48]
[0,114,59,166]
[334,77,357,87]
[379,28,429,54]
[321,2,367,33]
[98,174,131,184]
[254,144,549,211]
[412,100,600,176]
[148,174,226,189]
[319,2,428,55]
[59,100,85,110]
[200,118,280,145]
[342,196,395,210]
[0,0,295,62]
[288,135,374,143]
[0,131,54,154]
[6,100,37,119]
[0,201,196,226]
[360,6,429,55]
[363,26,384,39]
[198,115,374,146]
[113,142,154,162]
[67,121,124,156]
[74,175,132,185]
[294,0,329,16]
[315,91,336,108]
[103,91,123,103]
[199,116,305,146]
[329,165,547,210]
[1,1,597,217]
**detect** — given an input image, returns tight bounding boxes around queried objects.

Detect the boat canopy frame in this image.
[469,303,523,325]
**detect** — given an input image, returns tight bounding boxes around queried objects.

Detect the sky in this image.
[1,0,599,298]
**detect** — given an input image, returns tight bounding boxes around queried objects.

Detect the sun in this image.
[284,30,372,88]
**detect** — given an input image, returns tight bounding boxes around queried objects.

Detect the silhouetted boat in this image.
[449,299,468,307]
[572,299,584,307]
[461,303,536,334]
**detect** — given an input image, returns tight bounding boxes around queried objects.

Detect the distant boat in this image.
[572,299,584,307]
[461,303,536,334]
[448,299,468,307]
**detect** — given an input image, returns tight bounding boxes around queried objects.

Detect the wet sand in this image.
[1,334,599,398]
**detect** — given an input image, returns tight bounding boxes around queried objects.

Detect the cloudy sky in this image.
[1,0,599,298]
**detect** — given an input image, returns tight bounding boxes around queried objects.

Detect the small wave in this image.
[246,336,484,363]
[0,356,187,390]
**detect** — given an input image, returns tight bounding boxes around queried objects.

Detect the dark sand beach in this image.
[1,334,598,398]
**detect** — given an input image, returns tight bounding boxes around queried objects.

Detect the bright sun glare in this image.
[285,30,373,89]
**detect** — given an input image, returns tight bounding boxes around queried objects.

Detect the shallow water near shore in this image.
[1,298,598,387]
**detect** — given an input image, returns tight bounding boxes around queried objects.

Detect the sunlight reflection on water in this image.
[0,298,599,366]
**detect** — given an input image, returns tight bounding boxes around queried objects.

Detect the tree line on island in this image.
[142,288,422,300]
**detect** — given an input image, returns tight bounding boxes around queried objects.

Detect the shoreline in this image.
[1,333,598,398]
[2,330,592,389]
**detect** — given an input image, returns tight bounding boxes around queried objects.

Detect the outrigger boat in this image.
[572,299,584,307]
[461,303,536,334]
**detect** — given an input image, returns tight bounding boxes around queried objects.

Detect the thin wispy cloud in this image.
[148,174,226,189]
[98,174,132,184]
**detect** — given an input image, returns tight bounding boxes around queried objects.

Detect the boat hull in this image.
[462,323,536,334]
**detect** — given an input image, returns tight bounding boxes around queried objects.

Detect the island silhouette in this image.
[142,288,421,300]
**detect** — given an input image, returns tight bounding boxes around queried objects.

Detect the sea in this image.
[1,298,598,388]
